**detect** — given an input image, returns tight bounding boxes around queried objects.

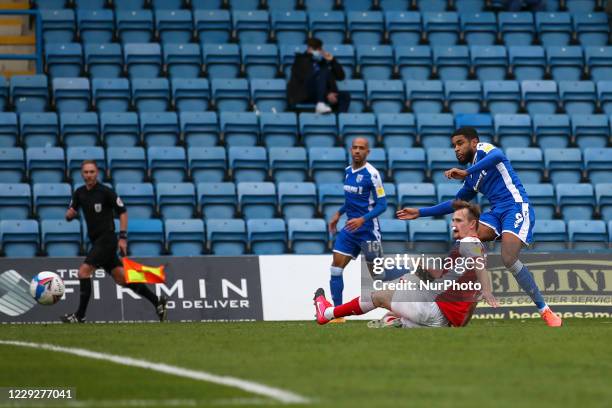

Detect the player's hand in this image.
[345,217,365,232]
[482,291,499,308]
[323,50,333,61]
[328,212,341,234]
[444,168,468,180]
[118,238,128,257]
[326,92,338,104]
[396,207,419,220]
[65,207,77,221]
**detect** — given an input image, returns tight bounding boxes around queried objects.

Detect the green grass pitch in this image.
[1,319,610,407]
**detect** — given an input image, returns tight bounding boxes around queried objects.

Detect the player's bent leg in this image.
[477,222,499,242]
[313,288,375,325]
[111,266,168,322]
[61,263,96,323]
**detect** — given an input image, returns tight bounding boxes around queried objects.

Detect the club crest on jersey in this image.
[356,174,363,183]
[94,203,102,213]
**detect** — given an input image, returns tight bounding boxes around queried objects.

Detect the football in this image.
[29,271,65,305]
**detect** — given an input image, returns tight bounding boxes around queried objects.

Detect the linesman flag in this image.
[123,258,166,284]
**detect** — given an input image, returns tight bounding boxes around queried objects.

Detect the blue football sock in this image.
[330,266,344,306]
[512,263,547,311]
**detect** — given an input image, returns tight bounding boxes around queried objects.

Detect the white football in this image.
[29,271,65,305]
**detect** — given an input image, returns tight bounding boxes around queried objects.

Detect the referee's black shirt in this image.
[70,183,127,241]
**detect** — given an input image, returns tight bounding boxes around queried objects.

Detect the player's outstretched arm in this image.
[399,200,455,220]
[396,207,419,220]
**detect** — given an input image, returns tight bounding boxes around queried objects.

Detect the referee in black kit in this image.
[62,160,167,323]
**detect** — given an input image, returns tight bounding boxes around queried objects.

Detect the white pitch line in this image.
[0,340,309,405]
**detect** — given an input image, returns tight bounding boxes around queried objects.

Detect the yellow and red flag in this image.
[123,258,166,284]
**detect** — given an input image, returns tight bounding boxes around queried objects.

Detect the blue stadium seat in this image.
[378,113,416,148]
[140,112,179,147]
[52,78,90,113]
[267,0,298,11]
[470,46,507,82]
[116,183,155,218]
[423,12,459,45]
[585,46,612,83]
[347,11,383,45]
[60,112,98,147]
[559,81,596,115]
[584,148,612,184]
[378,218,407,253]
[317,183,344,220]
[171,78,209,113]
[483,80,521,115]
[356,45,393,80]
[220,112,259,147]
[337,80,366,113]
[427,147,459,184]
[385,11,420,46]
[0,113,19,147]
[77,9,114,44]
[156,182,196,220]
[116,10,154,44]
[532,219,566,251]
[309,11,345,45]
[299,113,337,148]
[571,114,609,149]
[127,219,164,256]
[597,81,612,116]
[568,220,607,251]
[398,183,436,208]
[595,183,612,222]
[461,12,497,46]
[195,9,231,45]
[437,182,459,203]
[288,218,327,254]
[573,13,609,47]
[455,113,493,144]
[367,148,387,173]
[26,147,64,184]
[147,146,186,183]
[189,147,226,183]
[343,0,373,11]
[524,183,555,219]
[0,147,24,183]
[566,0,596,12]
[544,148,583,185]
[41,9,75,44]
[233,10,270,44]
[100,112,139,147]
[11,75,49,113]
[498,12,535,46]
[535,12,572,47]
[379,182,396,219]
[228,146,267,182]
[416,0,446,11]
[494,114,531,148]
[41,219,80,257]
[304,0,335,10]
[308,147,346,184]
[181,112,219,147]
[156,10,193,44]
[84,44,122,79]
[131,78,169,113]
[242,44,278,79]
[433,46,470,81]
[124,43,162,79]
[546,46,584,82]
[0,183,31,220]
[150,0,185,9]
[388,147,426,182]
[0,220,39,257]
[509,46,545,82]
[404,80,443,114]
[45,43,83,79]
[269,147,307,182]
[107,147,146,183]
[395,45,432,81]
[278,182,317,219]
[339,113,377,146]
[198,182,236,219]
[250,79,287,113]
[248,218,286,255]
[74,0,105,9]
[165,219,205,256]
[92,78,130,113]
[409,219,449,253]
[66,146,105,182]
[20,112,59,148]
[164,44,202,80]
[271,11,307,45]
[417,113,454,149]
[207,219,247,255]
[505,147,543,183]
[445,80,482,114]
[211,78,250,112]
[260,112,298,147]
[325,45,355,78]
[280,44,306,78]
[521,81,558,115]
[380,0,410,11]
[557,183,595,221]
[113,0,147,9]
[533,114,570,148]
[367,80,404,114]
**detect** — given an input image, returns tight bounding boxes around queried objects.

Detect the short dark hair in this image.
[451,126,479,141]
[452,200,481,225]
[81,160,98,169]
[307,38,323,49]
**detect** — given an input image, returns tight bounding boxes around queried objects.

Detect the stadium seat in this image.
[269,147,307,182]
[377,113,416,148]
[385,11,420,46]
[532,219,566,251]
[423,12,459,45]
[380,0,410,12]
[189,146,226,183]
[116,10,154,44]
[267,0,298,11]
[483,80,521,115]
[131,78,170,113]
[573,13,609,47]
[124,43,162,79]
[113,0,147,9]
[433,46,470,81]
[445,81,482,114]
[0,147,24,183]
[242,44,279,80]
[207,219,247,255]
[288,218,327,254]
[260,112,298,147]
[395,46,432,81]
[565,0,596,12]
[248,218,286,255]
[533,114,570,148]
[45,43,83,79]
[250,79,287,113]
[41,219,81,257]
[228,146,267,182]
[379,183,397,219]
[367,147,387,173]
[211,78,250,112]
[427,148,459,184]
[140,112,179,147]
[455,114,493,143]
[0,220,39,257]
[155,10,193,44]
[535,12,572,47]
[165,219,204,256]
[220,112,259,147]
[461,12,497,46]
[366,80,404,114]
[194,10,232,45]
[559,81,596,115]
[271,11,308,45]
[546,46,584,82]
[20,112,59,148]
[404,80,444,114]
[10,75,49,113]
[107,147,146,183]
[164,44,202,80]
[180,112,219,147]
[498,12,535,46]
[347,11,383,45]
[127,219,164,256]
[0,113,19,147]
[521,81,558,115]
[280,44,306,78]
[416,0,447,12]
[52,78,90,113]
[60,112,98,147]
[597,81,612,115]
[317,183,344,220]
[585,46,612,83]
[388,147,426,183]
[544,148,583,185]
[379,218,408,254]
[509,46,546,82]
[299,113,337,148]
[116,183,155,219]
[524,183,555,220]
[308,147,346,184]
[505,147,543,183]
[147,146,187,183]
[556,183,595,221]
[156,182,196,220]
[92,78,130,113]
[356,45,394,81]
[437,182,459,203]
[568,220,607,251]
[171,78,209,113]
[232,10,270,44]
[100,112,139,147]
[0,183,31,220]
[85,47,121,78]
[326,45,355,79]
[397,183,436,208]
[278,182,317,219]
[309,11,346,45]
[595,183,612,222]
[337,80,366,113]
[41,9,75,44]
[338,113,377,149]
[494,114,532,148]
[417,113,454,149]
[584,148,612,184]
[198,182,236,219]
[66,146,105,182]
[77,9,114,44]
[74,0,106,10]
[409,219,449,253]
[471,46,508,81]
[26,147,65,184]
[571,114,609,149]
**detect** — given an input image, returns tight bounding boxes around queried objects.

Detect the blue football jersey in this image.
[343,163,386,232]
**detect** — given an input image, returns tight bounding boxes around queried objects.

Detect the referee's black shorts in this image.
[84,232,122,273]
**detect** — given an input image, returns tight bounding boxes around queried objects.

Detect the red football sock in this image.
[333,297,364,318]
